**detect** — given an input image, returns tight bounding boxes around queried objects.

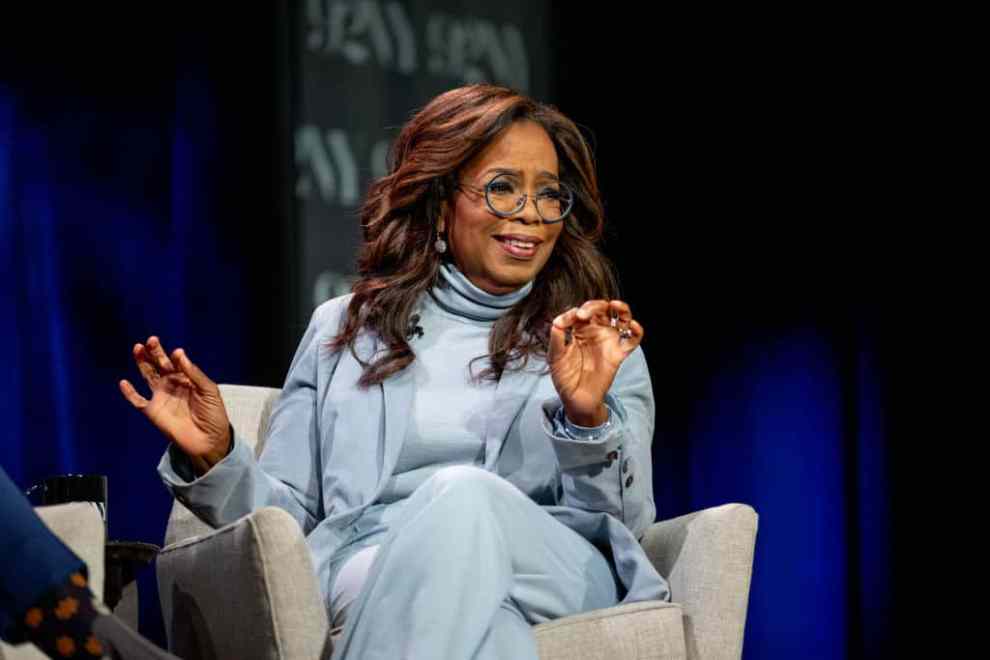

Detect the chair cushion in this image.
[533,600,686,660]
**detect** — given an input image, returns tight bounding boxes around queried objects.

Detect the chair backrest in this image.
[162,384,282,547]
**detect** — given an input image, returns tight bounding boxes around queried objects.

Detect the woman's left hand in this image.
[548,299,644,427]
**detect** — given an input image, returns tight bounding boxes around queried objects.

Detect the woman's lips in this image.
[493,236,539,259]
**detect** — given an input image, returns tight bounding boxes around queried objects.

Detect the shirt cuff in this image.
[542,393,626,471]
[554,405,615,441]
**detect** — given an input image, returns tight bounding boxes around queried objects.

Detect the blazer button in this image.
[625,474,634,488]
[622,458,630,474]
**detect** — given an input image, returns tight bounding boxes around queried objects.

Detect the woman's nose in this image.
[513,197,542,225]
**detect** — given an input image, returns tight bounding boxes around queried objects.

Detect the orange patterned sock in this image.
[18,572,105,658]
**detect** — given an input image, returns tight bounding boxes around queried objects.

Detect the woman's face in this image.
[443,120,564,295]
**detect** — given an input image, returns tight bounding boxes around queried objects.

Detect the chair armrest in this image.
[156,507,330,660]
[640,503,758,660]
[34,502,106,599]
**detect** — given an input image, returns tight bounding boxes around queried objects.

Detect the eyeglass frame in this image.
[451,172,576,224]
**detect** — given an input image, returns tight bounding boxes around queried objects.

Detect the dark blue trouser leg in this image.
[0,465,84,641]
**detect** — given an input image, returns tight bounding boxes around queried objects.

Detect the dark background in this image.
[2,4,944,657]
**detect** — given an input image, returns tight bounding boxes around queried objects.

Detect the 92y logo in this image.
[304,0,530,91]
[295,127,391,207]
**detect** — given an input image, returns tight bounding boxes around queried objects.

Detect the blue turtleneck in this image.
[428,261,534,324]
[375,262,533,503]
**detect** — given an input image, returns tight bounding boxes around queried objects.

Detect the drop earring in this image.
[434,231,447,254]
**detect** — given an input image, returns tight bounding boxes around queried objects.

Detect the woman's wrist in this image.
[189,425,233,476]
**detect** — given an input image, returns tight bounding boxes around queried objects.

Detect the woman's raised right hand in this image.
[119,336,231,476]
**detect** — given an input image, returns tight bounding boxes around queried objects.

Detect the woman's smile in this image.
[492,233,543,259]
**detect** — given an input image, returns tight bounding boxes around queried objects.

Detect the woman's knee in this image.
[424,465,521,505]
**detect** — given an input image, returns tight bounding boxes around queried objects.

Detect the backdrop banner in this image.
[292,0,552,324]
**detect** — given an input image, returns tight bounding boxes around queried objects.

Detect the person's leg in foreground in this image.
[0,465,178,659]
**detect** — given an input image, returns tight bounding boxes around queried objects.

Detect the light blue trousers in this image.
[330,465,621,660]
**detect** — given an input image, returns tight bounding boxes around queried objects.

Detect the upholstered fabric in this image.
[641,504,759,660]
[157,384,758,660]
[34,504,106,603]
[157,506,330,660]
[1,503,107,660]
[534,601,687,660]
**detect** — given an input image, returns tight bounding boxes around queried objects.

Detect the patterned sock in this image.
[18,571,106,658]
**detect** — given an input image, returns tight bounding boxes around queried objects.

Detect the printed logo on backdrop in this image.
[291,0,551,319]
[303,0,529,89]
[295,0,533,207]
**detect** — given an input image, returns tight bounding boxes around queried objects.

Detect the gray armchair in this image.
[157,385,759,659]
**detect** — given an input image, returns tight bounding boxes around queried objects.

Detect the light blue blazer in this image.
[159,293,671,604]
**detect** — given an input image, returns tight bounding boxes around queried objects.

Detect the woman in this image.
[120,84,670,659]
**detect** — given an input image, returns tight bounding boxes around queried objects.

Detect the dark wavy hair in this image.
[328,84,619,387]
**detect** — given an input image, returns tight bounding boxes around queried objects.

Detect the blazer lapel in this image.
[381,364,415,478]
[483,356,546,470]
[349,329,416,487]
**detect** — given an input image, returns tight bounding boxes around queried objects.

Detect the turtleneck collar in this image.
[428,262,533,323]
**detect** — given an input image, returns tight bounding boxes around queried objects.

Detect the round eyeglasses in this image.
[456,172,575,224]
